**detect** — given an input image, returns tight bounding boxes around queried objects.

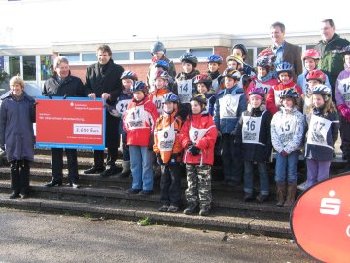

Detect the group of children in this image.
[2,42,350,214]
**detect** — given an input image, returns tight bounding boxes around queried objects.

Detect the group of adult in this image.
[35,19,350,188]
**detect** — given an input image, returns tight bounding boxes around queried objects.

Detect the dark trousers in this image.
[51,148,78,183]
[93,147,118,168]
[122,132,130,161]
[221,134,243,184]
[340,116,350,160]
[160,164,182,207]
[11,160,30,195]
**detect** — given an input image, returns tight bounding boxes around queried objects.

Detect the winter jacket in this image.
[43,74,85,97]
[0,91,35,162]
[109,90,132,118]
[271,106,305,154]
[149,88,170,114]
[214,84,247,134]
[179,113,217,166]
[266,81,302,115]
[147,56,176,90]
[123,96,158,147]
[153,110,183,164]
[85,59,124,148]
[235,105,272,162]
[305,108,339,161]
[315,33,350,88]
[203,92,216,116]
[207,70,224,93]
[246,75,279,99]
[335,67,350,108]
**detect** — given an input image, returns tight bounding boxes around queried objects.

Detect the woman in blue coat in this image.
[0,76,35,199]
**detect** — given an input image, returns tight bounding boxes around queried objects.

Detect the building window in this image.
[82,53,96,62]
[190,48,213,58]
[40,55,52,81]
[112,52,130,61]
[59,53,80,62]
[167,50,186,59]
[246,48,254,66]
[9,56,20,76]
[134,51,150,60]
[23,56,36,81]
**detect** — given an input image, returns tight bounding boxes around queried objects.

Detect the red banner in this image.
[36,97,105,150]
[291,174,350,262]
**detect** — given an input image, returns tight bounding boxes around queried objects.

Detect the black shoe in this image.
[199,206,210,216]
[244,193,255,202]
[256,194,269,203]
[44,180,62,187]
[167,205,179,213]
[100,166,121,177]
[84,166,105,175]
[138,190,153,196]
[158,205,169,212]
[126,188,141,194]
[119,169,131,178]
[9,192,20,199]
[184,203,197,215]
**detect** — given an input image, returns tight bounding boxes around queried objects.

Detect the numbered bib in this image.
[255,81,271,95]
[125,105,148,130]
[177,79,193,103]
[242,115,263,144]
[212,78,220,93]
[219,94,240,118]
[275,115,298,146]
[337,78,350,107]
[115,99,131,117]
[157,123,176,151]
[307,115,332,148]
[190,125,209,144]
[153,95,165,114]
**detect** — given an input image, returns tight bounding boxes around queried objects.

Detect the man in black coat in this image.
[43,56,85,188]
[84,45,125,177]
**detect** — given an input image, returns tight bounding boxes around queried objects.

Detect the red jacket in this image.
[179,113,218,166]
[266,81,302,115]
[246,76,279,99]
[123,96,159,146]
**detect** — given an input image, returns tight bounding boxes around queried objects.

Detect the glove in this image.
[169,154,178,166]
[337,104,350,121]
[156,154,163,165]
[280,150,288,157]
[188,145,200,156]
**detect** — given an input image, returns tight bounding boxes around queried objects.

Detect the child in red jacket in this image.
[123,81,159,195]
[179,94,218,216]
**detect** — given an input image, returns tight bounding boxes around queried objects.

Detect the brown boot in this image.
[284,183,297,207]
[276,183,286,207]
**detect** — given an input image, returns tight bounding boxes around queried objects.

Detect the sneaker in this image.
[71,183,80,189]
[183,203,197,215]
[158,205,169,212]
[138,190,154,196]
[126,188,141,194]
[84,166,105,175]
[9,192,20,199]
[243,193,255,202]
[44,180,62,187]
[19,193,28,199]
[256,194,269,203]
[100,166,121,177]
[297,181,307,191]
[167,205,179,213]
[199,206,210,216]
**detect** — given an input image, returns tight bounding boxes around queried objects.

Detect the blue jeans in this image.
[129,145,154,191]
[244,161,269,195]
[274,151,299,184]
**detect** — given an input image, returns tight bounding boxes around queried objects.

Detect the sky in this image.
[0,0,349,46]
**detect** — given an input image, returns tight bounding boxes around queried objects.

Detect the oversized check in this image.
[36,97,105,150]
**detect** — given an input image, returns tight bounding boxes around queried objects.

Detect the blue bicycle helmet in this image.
[163,93,179,103]
[131,81,147,93]
[275,62,293,74]
[155,60,169,71]
[279,88,299,99]
[121,70,138,81]
[207,54,223,64]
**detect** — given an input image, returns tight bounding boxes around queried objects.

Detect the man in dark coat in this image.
[84,44,125,177]
[43,56,85,188]
[315,19,350,98]
[270,21,302,80]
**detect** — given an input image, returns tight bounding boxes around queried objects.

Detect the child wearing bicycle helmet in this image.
[193,73,216,116]
[235,87,272,203]
[149,70,172,114]
[304,85,338,189]
[270,88,304,207]
[266,61,302,114]
[335,45,350,171]
[154,93,183,213]
[175,52,200,120]
[179,94,217,216]
[207,54,224,92]
[124,81,159,195]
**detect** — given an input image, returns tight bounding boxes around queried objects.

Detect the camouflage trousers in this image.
[185,164,212,208]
